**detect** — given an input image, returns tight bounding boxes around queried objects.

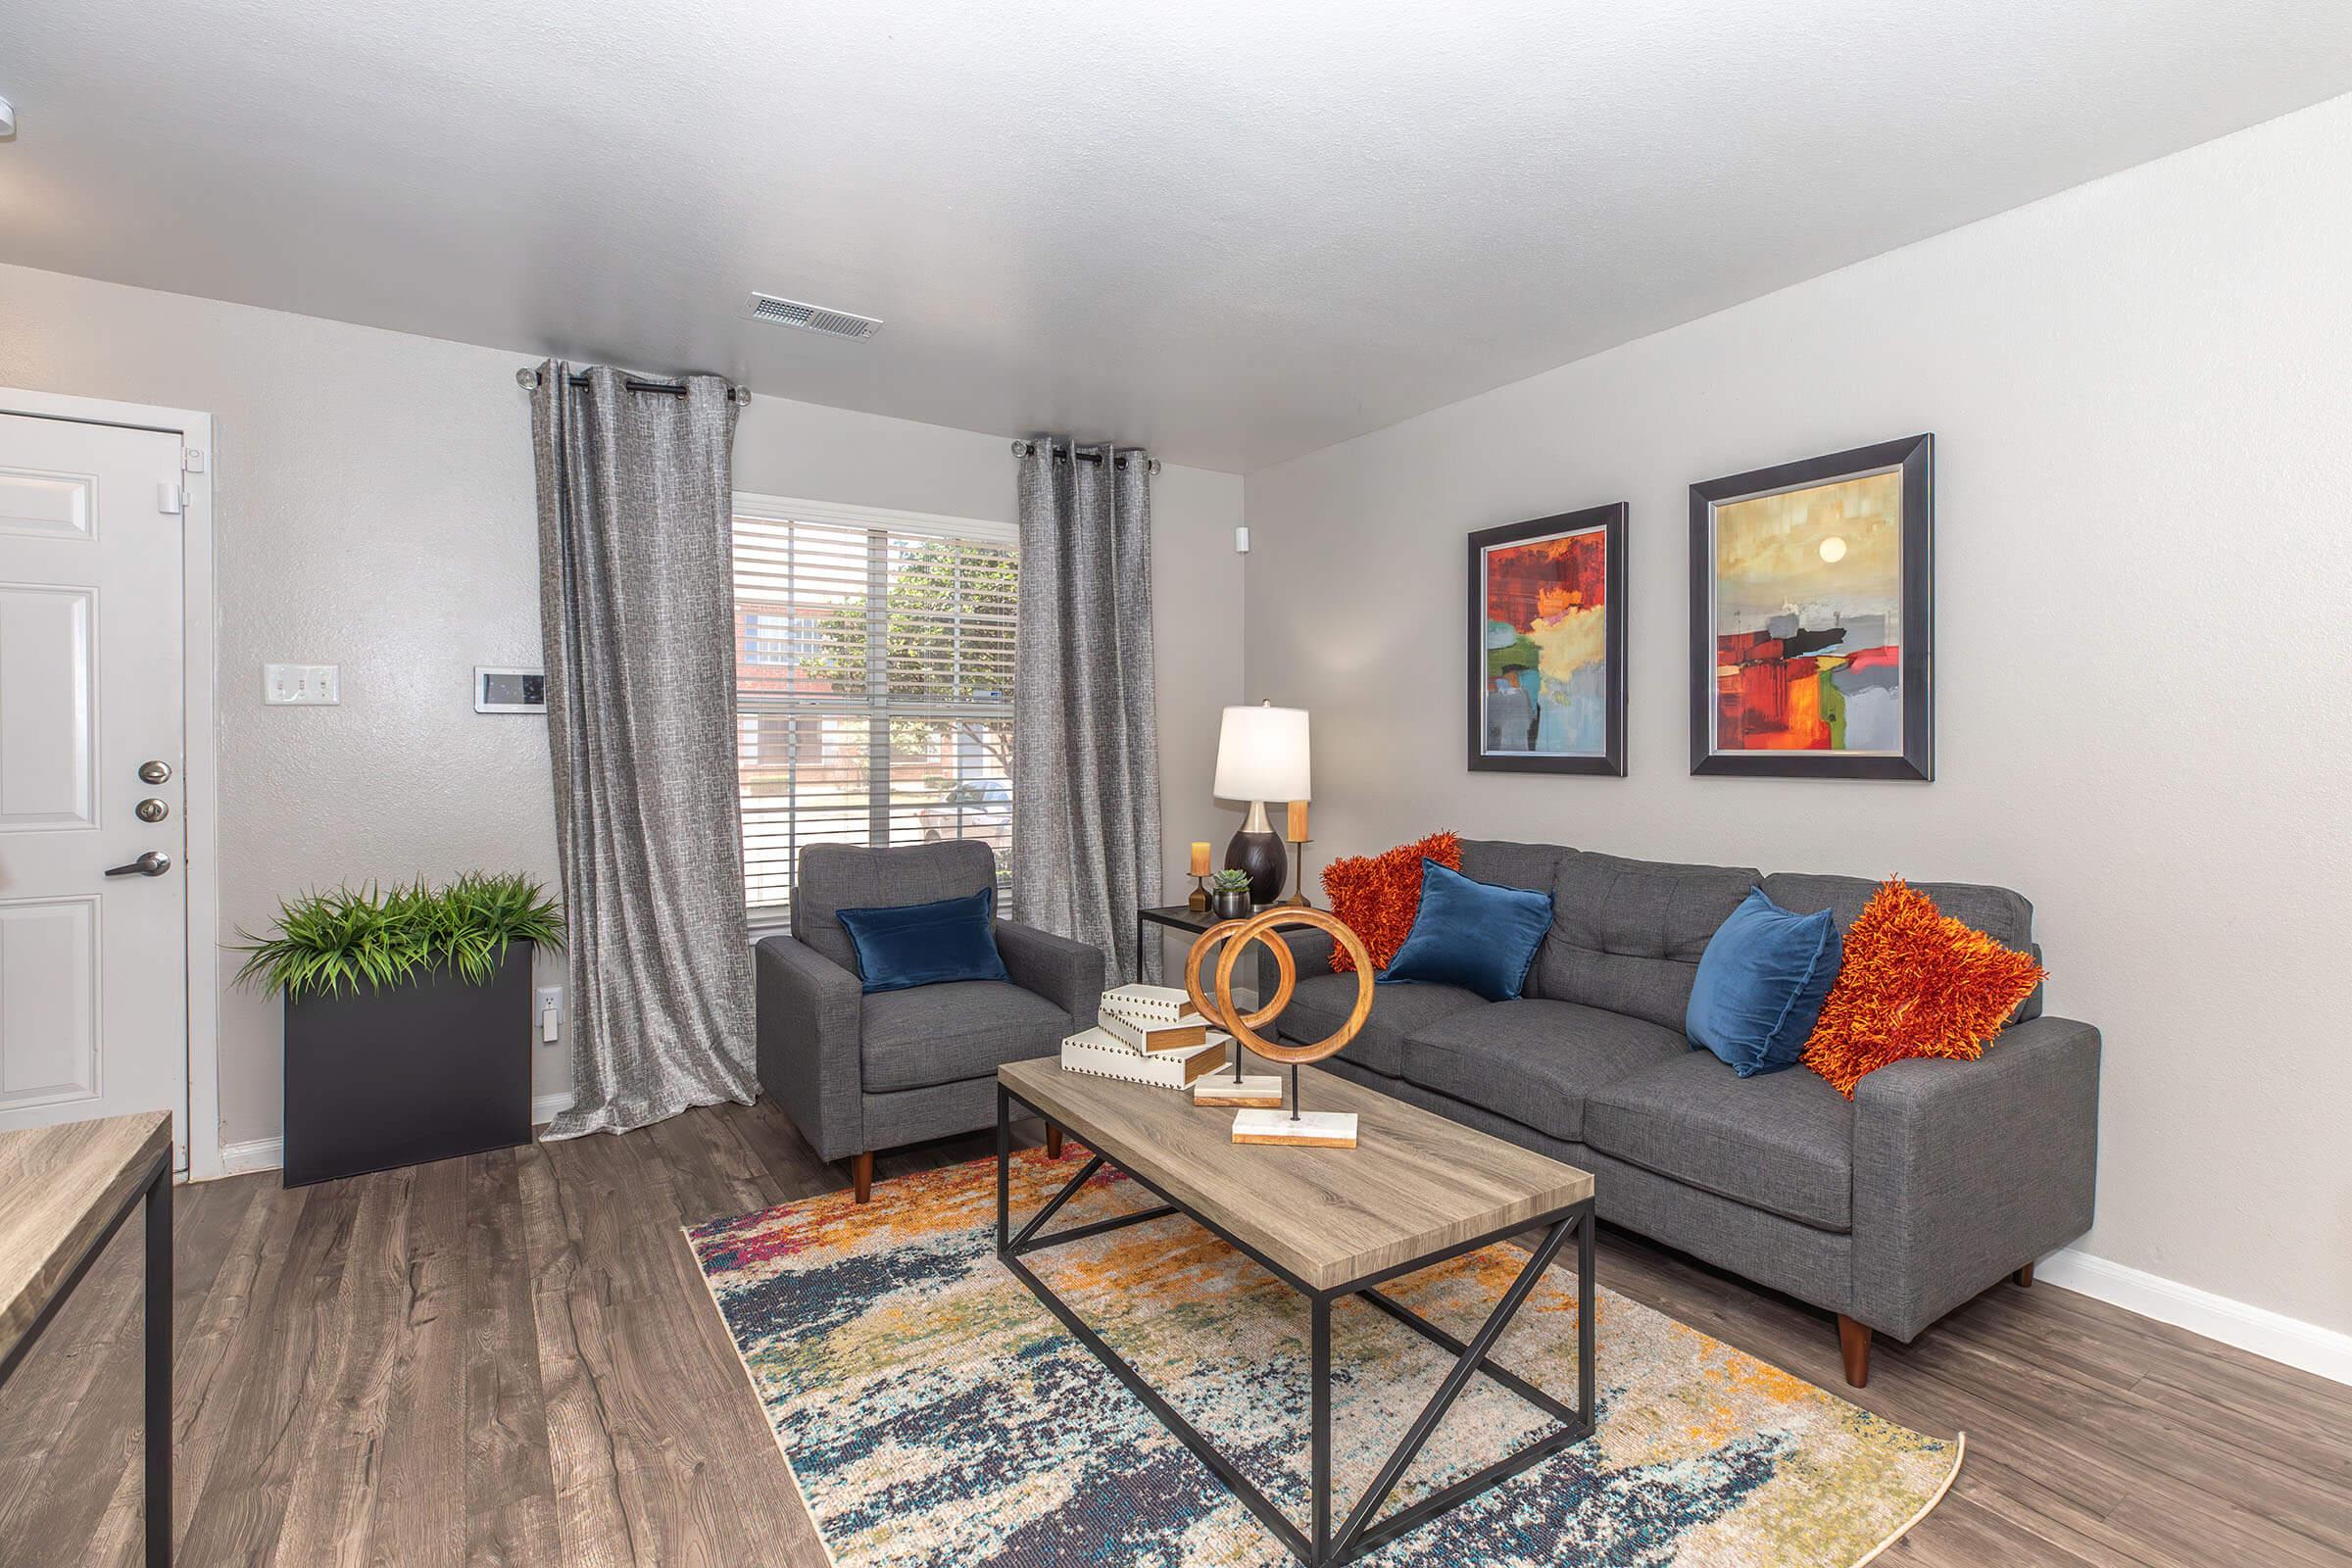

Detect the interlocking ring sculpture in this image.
[1182,906,1375,1064]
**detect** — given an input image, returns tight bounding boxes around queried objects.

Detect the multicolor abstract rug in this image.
[686,1147,1960,1567]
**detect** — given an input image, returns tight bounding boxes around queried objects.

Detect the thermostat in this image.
[474,666,547,713]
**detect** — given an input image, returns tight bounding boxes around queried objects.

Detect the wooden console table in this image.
[0,1111,173,1567]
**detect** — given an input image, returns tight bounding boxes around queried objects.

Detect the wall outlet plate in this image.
[264,663,339,706]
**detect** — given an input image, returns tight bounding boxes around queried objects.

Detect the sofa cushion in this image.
[1760,871,2043,1022]
[837,886,1009,994]
[1685,888,1841,1076]
[1381,861,1553,1001]
[1585,1052,1854,1231]
[1400,999,1687,1144]
[1457,839,1567,895]
[795,840,997,972]
[1536,852,1760,1030]
[859,979,1072,1093]
[1279,969,1481,1077]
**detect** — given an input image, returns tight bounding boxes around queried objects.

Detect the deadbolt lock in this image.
[138,760,172,785]
[136,798,171,823]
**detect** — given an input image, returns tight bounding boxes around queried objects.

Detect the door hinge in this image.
[181,448,206,473]
[158,482,185,515]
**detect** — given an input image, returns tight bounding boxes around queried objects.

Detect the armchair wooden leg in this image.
[1046,1126,1063,1159]
[852,1151,873,1204]
[2013,1263,2034,1288]
[1837,1314,1872,1388]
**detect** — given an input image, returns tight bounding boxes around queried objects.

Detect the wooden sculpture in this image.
[1181,907,1375,1146]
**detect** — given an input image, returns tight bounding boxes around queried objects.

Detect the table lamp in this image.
[1213,701,1309,906]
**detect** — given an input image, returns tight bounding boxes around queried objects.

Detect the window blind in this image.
[731,506,1017,920]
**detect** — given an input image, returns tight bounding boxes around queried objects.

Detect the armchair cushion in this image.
[860,980,1075,1093]
[837,886,1009,994]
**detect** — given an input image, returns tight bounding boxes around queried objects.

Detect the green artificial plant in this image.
[234,871,564,1001]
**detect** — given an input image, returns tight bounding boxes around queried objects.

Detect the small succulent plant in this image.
[1210,867,1252,893]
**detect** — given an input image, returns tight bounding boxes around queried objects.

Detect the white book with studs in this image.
[1059,1028,1230,1088]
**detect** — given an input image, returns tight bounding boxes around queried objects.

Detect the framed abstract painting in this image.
[1690,434,1933,780]
[1467,502,1627,776]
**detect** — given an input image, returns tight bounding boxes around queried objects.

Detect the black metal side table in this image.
[1137,903,1286,998]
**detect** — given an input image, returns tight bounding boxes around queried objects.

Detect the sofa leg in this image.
[852,1151,873,1204]
[1837,1315,1872,1388]
[2013,1263,2034,1288]
[1046,1126,1063,1159]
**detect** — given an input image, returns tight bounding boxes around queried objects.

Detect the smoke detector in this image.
[744,292,881,341]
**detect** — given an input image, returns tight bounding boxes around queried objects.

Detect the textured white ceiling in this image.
[4,1,2349,471]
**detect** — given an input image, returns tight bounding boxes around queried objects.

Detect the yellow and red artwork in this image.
[1711,470,1904,753]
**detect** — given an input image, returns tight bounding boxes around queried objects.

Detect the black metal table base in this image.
[0,1146,172,1567]
[996,1086,1594,1566]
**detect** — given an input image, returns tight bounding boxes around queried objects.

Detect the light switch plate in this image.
[264,663,340,706]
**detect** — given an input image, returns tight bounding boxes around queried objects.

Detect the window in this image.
[731,497,1017,920]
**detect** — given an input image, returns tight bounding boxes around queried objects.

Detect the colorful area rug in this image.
[686,1146,1960,1567]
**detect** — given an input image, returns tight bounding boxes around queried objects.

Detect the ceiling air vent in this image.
[746,292,882,341]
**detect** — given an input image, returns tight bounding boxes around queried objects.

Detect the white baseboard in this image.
[209,1091,577,1180]
[2039,1247,2352,1387]
[217,1136,282,1176]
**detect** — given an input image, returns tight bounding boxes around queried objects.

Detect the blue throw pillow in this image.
[1380,860,1552,1003]
[836,886,1011,995]
[1686,887,1842,1077]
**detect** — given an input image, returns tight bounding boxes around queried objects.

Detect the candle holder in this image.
[1278,836,1312,907]
[1187,872,1211,912]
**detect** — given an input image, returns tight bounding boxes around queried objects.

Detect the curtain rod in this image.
[514,367,752,405]
[1009,438,1160,475]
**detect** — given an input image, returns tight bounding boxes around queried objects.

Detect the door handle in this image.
[104,851,174,878]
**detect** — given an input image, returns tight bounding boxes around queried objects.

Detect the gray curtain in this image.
[530,362,757,1138]
[1010,441,1162,981]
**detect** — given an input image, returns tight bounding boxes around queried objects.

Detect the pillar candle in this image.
[1189,841,1211,875]
[1287,801,1309,842]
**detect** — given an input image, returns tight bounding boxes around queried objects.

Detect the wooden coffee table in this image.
[997,1058,1595,1566]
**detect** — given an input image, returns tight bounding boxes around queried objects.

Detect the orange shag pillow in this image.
[1802,877,2046,1099]
[1320,831,1461,973]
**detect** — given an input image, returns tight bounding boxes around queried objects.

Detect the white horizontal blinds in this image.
[732,505,1017,920]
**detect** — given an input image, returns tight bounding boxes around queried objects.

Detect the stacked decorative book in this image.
[1059,984,1232,1088]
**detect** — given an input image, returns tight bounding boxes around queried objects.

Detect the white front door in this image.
[0,411,189,1167]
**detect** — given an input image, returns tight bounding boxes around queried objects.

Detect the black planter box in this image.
[282,942,534,1187]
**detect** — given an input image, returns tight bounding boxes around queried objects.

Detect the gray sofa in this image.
[756,841,1103,1200]
[1270,839,2100,1386]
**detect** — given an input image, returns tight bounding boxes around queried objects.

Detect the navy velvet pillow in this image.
[836,886,1010,995]
[1686,887,1842,1077]
[1380,860,1552,1002]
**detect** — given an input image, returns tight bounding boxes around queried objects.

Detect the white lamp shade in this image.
[1213,704,1310,802]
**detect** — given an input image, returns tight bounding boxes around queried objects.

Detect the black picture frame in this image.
[1689,434,1933,780]
[1467,502,1628,776]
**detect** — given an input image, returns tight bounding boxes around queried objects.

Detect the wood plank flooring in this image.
[0,1098,2344,1566]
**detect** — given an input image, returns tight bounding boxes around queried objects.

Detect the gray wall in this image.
[1243,96,2352,1335]
[0,261,1244,1151]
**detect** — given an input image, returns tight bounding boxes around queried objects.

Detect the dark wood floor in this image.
[2,1098,2346,1567]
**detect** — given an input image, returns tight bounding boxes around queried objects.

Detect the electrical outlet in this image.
[536,986,564,1045]
[263,663,340,706]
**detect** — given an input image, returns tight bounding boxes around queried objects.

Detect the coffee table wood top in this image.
[1000,1059,1592,1292]
[0,1111,172,1371]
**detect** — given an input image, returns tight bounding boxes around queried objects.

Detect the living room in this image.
[0,5,2346,1565]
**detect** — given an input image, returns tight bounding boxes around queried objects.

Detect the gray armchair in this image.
[756,840,1103,1200]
